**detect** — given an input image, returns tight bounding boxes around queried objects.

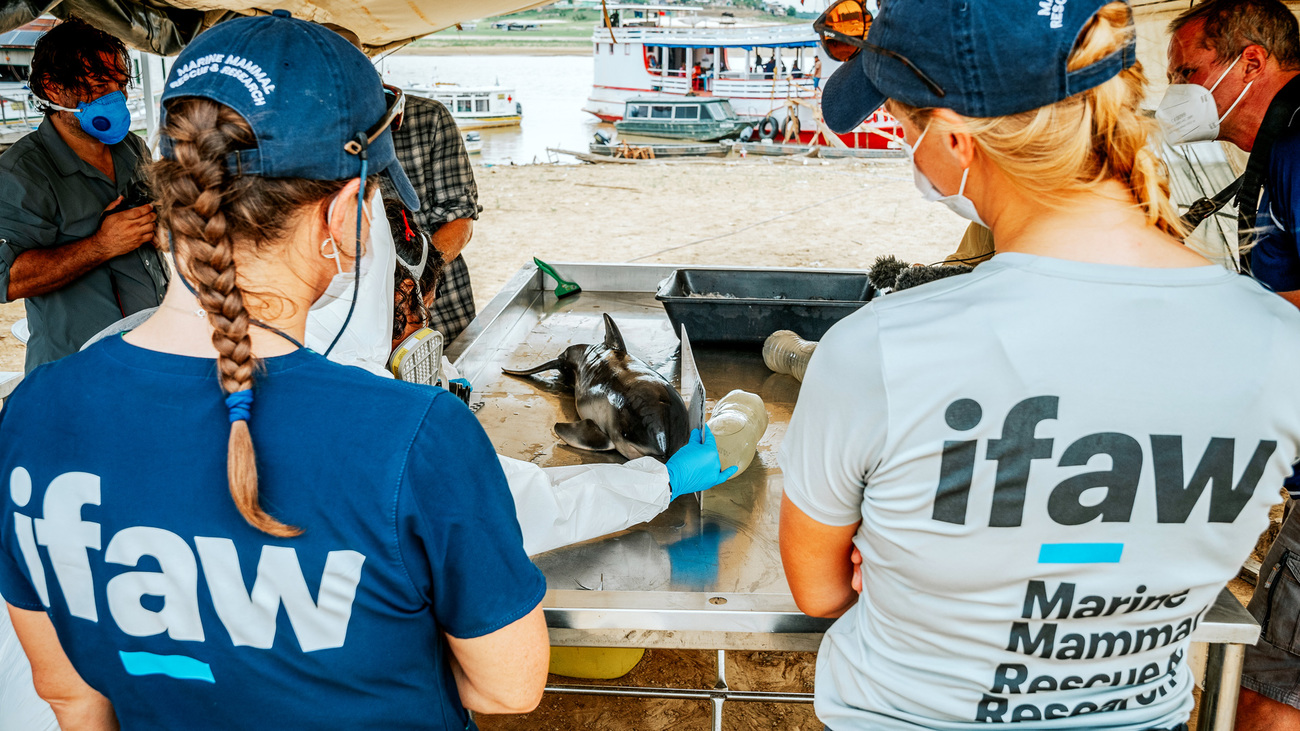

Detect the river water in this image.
[376,54,605,165]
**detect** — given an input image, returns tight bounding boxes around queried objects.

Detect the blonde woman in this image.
[0,14,547,729]
[782,1,1300,730]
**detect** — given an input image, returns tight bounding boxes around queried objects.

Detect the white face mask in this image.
[310,190,374,312]
[397,231,431,306]
[904,125,988,228]
[1156,54,1254,145]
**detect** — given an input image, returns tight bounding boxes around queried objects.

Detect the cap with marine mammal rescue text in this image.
[158,10,420,211]
[821,0,1138,134]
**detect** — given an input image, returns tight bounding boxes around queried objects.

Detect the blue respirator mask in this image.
[41,90,132,145]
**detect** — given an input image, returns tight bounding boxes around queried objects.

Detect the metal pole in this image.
[546,684,814,704]
[1197,642,1244,731]
[140,53,158,143]
[712,649,727,731]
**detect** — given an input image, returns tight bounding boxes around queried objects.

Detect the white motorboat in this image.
[406,83,522,130]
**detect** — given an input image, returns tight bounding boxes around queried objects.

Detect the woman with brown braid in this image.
[0,13,548,730]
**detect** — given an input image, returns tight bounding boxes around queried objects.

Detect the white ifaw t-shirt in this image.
[780,253,1300,731]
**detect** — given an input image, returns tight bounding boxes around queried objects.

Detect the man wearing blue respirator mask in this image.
[0,18,165,372]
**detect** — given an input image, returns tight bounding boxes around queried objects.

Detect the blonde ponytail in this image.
[893,2,1185,238]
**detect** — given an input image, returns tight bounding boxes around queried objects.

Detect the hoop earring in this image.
[321,236,343,275]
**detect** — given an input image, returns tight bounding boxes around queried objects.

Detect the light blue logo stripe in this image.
[1038,543,1124,564]
[118,651,215,683]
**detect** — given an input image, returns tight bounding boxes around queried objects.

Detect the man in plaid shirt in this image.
[382,94,482,341]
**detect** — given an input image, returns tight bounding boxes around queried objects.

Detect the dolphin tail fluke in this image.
[602,313,627,353]
[502,358,565,377]
[556,419,616,452]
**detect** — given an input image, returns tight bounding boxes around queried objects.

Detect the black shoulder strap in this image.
[1180,175,1243,231]
[1236,75,1300,272]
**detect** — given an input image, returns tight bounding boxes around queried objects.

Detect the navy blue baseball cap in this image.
[822,0,1138,133]
[159,10,419,211]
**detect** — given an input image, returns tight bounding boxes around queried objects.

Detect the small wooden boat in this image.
[614,98,741,141]
[588,141,729,158]
[733,142,904,159]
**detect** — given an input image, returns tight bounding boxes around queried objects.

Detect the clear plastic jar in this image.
[707,390,769,475]
[762,330,817,382]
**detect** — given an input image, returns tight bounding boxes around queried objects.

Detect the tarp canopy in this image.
[0,0,551,56]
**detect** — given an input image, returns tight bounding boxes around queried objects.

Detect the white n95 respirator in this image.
[1155,54,1253,145]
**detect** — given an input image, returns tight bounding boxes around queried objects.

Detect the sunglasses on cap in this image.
[343,84,406,155]
[813,0,945,98]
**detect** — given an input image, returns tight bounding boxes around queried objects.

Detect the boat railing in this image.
[652,77,692,95]
[594,23,817,46]
[713,77,816,99]
[645,72,816,99]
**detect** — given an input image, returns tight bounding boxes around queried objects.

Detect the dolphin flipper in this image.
[556,419,616,452]
[502,358,565,376]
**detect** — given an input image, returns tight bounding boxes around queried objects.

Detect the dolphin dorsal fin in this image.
[602,314,627,353]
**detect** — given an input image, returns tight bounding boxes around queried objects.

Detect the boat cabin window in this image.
[627,105,650,119]
[651,105,673,119]
[475,97,489,112]
[702,104,723,120]
[457,99,472,113]
[674,106,700,120]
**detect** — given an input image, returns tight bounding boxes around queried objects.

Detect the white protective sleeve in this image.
[305,189,397,378]
[498,455,671,556]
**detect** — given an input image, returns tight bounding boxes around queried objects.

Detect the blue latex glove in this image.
[666,426,740,500]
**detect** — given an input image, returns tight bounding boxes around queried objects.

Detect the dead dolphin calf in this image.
[503,314,689,462]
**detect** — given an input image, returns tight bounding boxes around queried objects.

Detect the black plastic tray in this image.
[654,269,875,345]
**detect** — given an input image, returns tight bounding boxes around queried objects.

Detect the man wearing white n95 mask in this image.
[1161,0,1300,310]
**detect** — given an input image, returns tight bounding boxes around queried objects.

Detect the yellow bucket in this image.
[548,647,646,680]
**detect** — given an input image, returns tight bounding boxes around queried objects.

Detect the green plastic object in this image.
[533,257,582,299]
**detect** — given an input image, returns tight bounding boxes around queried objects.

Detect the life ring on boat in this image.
[758,116,779,140]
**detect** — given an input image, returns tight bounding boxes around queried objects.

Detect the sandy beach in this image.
[465,158,964,304]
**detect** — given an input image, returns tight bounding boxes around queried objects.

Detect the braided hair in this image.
[151,98,365,538]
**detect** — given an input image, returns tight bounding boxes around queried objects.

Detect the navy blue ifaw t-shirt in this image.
[0,336,545,730]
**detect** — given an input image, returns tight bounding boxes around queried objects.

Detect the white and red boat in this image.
[583,4,899,149]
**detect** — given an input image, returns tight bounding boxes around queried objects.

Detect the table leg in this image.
[1197,642,1245,731]
[712,649,727,731]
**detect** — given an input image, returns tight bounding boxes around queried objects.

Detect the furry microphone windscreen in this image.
[893,264,973,292]
[868,255,910,292]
